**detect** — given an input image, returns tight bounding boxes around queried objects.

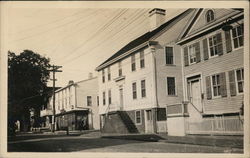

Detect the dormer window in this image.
[206,10,214,23]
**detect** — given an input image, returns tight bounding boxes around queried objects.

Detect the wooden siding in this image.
[183,44,243,114]
[153,10,196,107]
[98,46,155,114]
[76,78,100,130]
[188,9,238,36]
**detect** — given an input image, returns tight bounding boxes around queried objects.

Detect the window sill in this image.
[232,46,243,52]
[165,64,176,67]
[167,95,178,97]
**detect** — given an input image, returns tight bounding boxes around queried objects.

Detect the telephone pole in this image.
[49,65,62,132]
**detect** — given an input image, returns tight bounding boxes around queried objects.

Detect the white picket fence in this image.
[185,116,244,135]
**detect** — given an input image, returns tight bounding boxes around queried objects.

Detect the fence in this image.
[185,115,243,135]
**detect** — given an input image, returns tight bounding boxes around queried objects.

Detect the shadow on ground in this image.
[8,136,144,152]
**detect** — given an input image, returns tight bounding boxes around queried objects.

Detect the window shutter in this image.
[183,46,189,66]
[205,76,212,100]
[194,42,201,62]
[217,33,223,56]
[228,70,237,96]
[203,38,209,60]
[224,30,232,53]
[220,72,227,97]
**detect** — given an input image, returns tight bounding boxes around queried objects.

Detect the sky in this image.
[3,3,185,87]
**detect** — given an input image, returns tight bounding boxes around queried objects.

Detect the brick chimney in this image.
[149,8,166,31]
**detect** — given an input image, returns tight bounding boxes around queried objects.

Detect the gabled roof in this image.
[177,8,244,45]
[96,9,193,71]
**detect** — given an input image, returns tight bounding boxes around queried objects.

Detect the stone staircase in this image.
[102,111,138,134]
[117,111,138,133]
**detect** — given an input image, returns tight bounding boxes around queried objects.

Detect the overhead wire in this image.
[9,10,99,43]
[55,9,128,62]
[9,9,88,35]
[59,9,148,65]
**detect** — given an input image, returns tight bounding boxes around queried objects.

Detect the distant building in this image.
[40,76,100,131]
[40,86,60,131]
[176,9,244,136]
[95,8,196,134]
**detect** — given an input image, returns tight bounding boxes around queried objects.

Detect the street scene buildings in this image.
[4,6,247,154]
[41,74,100,131]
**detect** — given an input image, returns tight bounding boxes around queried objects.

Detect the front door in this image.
[145,110,153,133]
[119,88,123,110]
[188,78,203,121]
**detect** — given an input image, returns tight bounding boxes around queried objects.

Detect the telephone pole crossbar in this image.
[48,65,62,132]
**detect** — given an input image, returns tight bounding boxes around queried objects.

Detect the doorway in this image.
[145,109,153,133]
[187,77,203,121]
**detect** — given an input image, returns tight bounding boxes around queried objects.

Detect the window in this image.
[131,54,136,71]
[236,68,244,93]
[107,67,111,81]
[103,92,106,105]
[232,24,244,49]
[206,10,214,23]
[165,46,174,65]
[108,90,112,105]
[87,96,92,106]
[132,82,137,99]
[102,69,105,83]
[167,77,176,95]
[141,80,146,98]
[188,45,196,64]
[97,96,99,106]
[118,61,122,77]
[208,34,222,57]
[212,74,221,97]
[135,111,141,124]
[140,51,145,68]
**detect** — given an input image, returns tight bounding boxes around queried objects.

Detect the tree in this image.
[8,50,51,133]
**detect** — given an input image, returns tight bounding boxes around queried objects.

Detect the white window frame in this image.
[166,77,177,96]
[231,22,244,51]
[118,61,122,77]
[108,89,112,105]
[205,9,215,23]
[135,110,142,125]
[235,68,244,95]
[211,73,222,98]
[140,51,145,69]
[107,66,111,81]
[207,32,221,58]
[165,46,175,65]
[102,91,106,106]
[132,82,137,99]
[188,44,197,65]
[87,96,92,106]
[102,69,105,83]
[141,79,146,98]
[131,54,136,72]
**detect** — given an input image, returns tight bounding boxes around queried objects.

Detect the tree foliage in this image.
[8,50,51,131]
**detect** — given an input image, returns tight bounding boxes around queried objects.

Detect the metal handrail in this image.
[188,98,203,114]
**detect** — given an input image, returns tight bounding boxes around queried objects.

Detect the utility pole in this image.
[49,65,62,132]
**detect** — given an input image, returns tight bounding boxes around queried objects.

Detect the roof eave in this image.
[95,41,158,71]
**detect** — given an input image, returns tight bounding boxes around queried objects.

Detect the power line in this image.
[33,10,104,58]
[9,10,87,35]
[50,9,123,61]
[59,9,149,65]
[9,10,97,43]
[55,9,128,62]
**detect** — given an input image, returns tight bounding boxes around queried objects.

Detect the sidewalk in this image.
[101,133,243,149]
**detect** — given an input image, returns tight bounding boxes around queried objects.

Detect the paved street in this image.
[8,134,243,153]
